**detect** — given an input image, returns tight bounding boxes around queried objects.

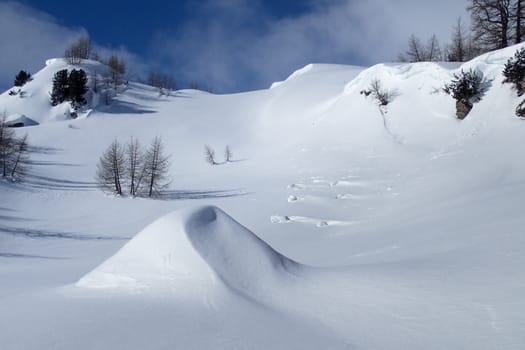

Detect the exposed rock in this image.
[456,100,472,120]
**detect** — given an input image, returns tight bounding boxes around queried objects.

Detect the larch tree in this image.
[126,137,144,196]
[143,136,170,197]
[0,115,15,177]
[9,134,29,179]
[96,139,126,195]
[64,36,92,65]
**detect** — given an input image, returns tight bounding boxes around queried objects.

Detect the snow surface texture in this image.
[1,46,525,349]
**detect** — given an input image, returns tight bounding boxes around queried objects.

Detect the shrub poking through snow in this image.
[361,79,393,106]
[503,48,525,96]
[516,99,525,118]
[443,69,487,119]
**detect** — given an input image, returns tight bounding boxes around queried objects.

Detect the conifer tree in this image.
[143,137,170,197]
[14,70,31,87]
[503,47,525,95]
[50,69,69,106]
[68,69,88,109]
[96,139,126,195]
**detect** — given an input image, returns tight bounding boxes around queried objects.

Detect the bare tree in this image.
[148,71,177,96]
[126,137,144,196]
[400,34,443,62]
[399,35,426,62]
[143,136,170,197]
[224,145,232,162]
[96,139,126,195]
[107,55,126,90]
[513,0,525,43]
[0,114,15,177]
[447,18,469,61]
[9,134,29,179]
[204,145,217,165]
[64,36,92,65]
[426,35,443,61]
[0,115,30,181]
[468,0,512,50]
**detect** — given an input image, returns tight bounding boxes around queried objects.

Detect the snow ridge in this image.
[77,206,299,299]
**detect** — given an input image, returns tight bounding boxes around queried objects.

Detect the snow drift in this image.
[77,206,299,298]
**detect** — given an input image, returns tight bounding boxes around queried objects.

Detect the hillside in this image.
[0,45,524,349]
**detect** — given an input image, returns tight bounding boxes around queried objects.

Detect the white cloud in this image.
[0,2,85,88]
[152,0,468,92]
[0,1,146,90]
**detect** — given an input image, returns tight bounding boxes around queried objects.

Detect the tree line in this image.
[400,0,525,63]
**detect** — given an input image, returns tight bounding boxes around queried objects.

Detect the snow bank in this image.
[77,206,298,297]
[5,113,38,127]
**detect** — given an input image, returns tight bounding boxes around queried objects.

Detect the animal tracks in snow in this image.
[273,175,381,229]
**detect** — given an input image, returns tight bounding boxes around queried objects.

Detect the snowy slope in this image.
[1,45,525,349]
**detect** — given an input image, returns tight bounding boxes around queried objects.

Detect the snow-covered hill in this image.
[1,46,524,349]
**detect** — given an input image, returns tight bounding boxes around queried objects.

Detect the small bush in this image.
[503,48,525,96]
[361,79,393,106]
[443,69,487,119]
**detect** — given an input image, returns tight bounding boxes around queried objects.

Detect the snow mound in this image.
[5,113,38,127]
[77,206,298,297]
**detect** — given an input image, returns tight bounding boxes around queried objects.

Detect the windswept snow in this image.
[78,206,299,300]
[1,45,525,349]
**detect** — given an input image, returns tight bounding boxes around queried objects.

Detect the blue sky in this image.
[0,0,468,93]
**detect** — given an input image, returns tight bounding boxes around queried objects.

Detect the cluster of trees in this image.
[64,36,93,65]
[0,115,29,181]
[96,137,170,197]
[50,69,88,109]
[401,1,525,63]
[147,71,177,96]
[62,37,128,106]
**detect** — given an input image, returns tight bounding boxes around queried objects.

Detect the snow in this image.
[1,44,525,349]
[4,113,38,127]
[77,205,298,300]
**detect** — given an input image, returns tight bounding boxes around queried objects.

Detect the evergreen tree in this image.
[50,69,69,106]
[503,48,525,95]
[68,69,88,109]
[14,70,31,87]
